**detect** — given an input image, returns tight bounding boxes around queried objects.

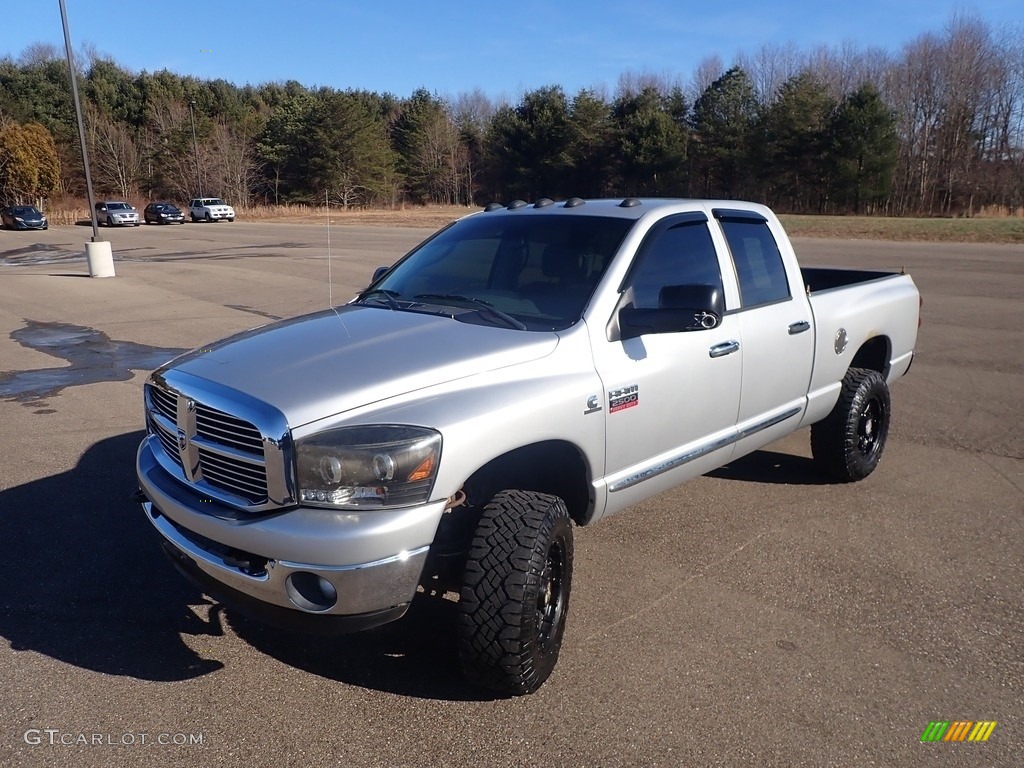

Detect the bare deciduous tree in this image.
[85,103,142,199]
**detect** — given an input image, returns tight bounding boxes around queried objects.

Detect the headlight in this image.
[296,425,441,509]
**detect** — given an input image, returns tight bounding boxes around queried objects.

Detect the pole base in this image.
[85,240,115,278]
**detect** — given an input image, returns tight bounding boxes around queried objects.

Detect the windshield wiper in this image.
[413,294,527,330]
[356,288,402,310]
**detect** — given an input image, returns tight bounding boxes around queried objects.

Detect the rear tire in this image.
[811,367,891,482]
[458,489,573,696]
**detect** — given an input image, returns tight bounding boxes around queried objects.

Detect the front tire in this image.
[205,212,213,222]
[458,489,573,696]
[811,367,891,482]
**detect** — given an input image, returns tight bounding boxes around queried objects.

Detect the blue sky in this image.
[5,1,1019,101]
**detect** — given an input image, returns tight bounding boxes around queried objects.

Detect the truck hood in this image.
[165,305,558,428]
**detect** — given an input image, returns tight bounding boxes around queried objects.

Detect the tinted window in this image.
[719,219,791,307]
[375,214,634,330]
[628,220,722,309]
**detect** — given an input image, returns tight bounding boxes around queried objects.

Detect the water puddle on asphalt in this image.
[0,321,187,407]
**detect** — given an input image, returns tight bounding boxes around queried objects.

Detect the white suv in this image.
[189,197,235,223]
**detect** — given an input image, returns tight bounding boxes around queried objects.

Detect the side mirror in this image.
[371,266,390,282]
[618,284,723,339]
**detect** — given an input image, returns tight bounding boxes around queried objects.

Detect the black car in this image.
[1,205,48,230]
[144,202,186,225]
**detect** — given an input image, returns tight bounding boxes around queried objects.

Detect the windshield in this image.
[203,199,225,206]
[367,213,634,331]
[13,206,38,215]
[107,203,130,211]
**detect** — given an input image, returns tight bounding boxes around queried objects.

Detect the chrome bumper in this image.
[137,439,443,620]
[145,501,429,616]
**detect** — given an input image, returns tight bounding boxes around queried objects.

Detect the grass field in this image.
[778,213,1024,243]
[46,204,1024,243]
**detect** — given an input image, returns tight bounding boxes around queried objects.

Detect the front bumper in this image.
[137,438,444,632]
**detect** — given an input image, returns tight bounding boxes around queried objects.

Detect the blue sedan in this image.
[1,205,48,230]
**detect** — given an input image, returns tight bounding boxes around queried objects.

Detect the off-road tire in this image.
[457,489,573,696]
[811,367,891,482]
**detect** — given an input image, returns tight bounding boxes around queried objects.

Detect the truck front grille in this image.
[145,377,293,510]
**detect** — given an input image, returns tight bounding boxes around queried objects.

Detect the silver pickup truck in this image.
[136,198,919,695]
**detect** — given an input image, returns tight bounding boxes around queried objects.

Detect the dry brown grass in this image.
[40,201,1024,242]
[778,213,1024,243]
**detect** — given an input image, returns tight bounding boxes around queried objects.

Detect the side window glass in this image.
[628,221,722,309]
[720,220,791,307]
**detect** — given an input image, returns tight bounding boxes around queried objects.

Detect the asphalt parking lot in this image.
[0,219,1021,767]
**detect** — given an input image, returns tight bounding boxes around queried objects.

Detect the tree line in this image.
[0,13,1021,216]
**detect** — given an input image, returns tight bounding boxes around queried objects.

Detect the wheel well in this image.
[461,441,591,526]
[425,441,591,588]
[850,336,891,378]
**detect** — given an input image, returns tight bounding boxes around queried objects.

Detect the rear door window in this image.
[716,214,791,308]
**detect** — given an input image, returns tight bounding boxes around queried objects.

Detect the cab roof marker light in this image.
[563,197,585,208]
[534,198,554,208]
[507,200,529,210]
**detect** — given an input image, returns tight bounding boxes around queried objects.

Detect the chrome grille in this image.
[151,416,183,469]
[145,378,292,510]
[196,404,263,454]
[196,447,267,502]
[150,385,177,422]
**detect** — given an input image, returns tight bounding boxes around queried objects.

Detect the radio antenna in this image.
[326,189,333,307]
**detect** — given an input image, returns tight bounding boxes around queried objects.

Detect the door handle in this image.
[709,340,740,358]
[788,320,811,335]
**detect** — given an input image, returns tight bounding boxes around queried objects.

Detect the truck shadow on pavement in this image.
[0,431,225,681]
[226,593,494,701]
[706,449,831,485]
[0,430,492,699]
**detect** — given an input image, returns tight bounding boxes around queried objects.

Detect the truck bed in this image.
[799,268,919,428]
[800,266,902,294]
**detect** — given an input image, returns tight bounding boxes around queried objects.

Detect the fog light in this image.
[285,571,338,612]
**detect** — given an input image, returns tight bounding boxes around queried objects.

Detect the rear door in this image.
[712,209,813,456]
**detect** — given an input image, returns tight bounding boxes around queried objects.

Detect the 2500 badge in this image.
[609,384,639,413]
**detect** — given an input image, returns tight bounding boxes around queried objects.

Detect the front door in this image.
[589,214,743,518]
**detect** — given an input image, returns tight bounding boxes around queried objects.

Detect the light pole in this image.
[188,100,202,194]
[58,0,99,243]
[59,0,113,277]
